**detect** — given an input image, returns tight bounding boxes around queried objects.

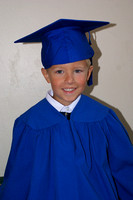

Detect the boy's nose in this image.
[65,73,74,84]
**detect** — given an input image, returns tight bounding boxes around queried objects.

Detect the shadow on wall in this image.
[0,177,4,185]
[83,25,133,144]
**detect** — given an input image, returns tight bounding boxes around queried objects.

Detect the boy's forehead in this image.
[48,60,89,69]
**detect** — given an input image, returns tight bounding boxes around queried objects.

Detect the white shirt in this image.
[46,90,81,113]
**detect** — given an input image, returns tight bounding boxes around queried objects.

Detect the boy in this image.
[0,19,133,200]
[41,60,93,106]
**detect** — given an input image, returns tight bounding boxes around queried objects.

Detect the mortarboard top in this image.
[14,19,109,85]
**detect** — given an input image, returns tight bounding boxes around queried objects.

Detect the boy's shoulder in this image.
[72,95,110,122]
[16,98,61,129]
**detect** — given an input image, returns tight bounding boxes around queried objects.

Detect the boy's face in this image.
[42,60,93,106]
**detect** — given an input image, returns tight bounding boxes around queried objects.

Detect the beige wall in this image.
[0,0,133,176]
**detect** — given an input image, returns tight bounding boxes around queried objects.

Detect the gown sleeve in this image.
[0,117,37,200]
[103,109,133,200]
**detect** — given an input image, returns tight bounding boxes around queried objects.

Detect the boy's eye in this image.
[56,70,64,74]
[75,69,83,73]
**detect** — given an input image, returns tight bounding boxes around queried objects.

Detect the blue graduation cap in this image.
[14,19,109,85]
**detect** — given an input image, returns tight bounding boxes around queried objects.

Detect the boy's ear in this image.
[87,65,93,81]
[41,68,51,83]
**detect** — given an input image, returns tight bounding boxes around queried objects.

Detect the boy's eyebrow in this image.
[48,66,64,71]
[52,66,64,69]
[74,64,88,68]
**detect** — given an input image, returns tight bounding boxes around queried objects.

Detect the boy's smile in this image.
[42,60,93,106]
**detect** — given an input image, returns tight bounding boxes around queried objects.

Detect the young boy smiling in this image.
[41,60,93,106]
[0,19,133,200]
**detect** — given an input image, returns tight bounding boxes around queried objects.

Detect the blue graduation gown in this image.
[0,95,133,200]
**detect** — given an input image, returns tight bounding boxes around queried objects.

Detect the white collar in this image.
[46,89,81,113]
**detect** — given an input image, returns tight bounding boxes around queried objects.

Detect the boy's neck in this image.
[46,89,81,113]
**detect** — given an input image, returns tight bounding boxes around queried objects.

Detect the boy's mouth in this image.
[62,88,77,94]
[63,88,75,92]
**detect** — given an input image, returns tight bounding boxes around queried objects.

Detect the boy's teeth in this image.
[64,88,74,91]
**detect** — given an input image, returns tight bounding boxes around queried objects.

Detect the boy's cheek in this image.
[77,76,88,84]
